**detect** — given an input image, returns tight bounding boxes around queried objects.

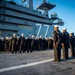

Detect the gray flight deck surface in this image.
[0,50,75,75]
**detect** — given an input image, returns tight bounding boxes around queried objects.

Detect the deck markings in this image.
[0,58,54,73]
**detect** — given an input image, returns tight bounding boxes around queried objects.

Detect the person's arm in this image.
[53,31,56,47]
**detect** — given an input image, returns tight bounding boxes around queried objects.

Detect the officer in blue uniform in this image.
[0,38,2,52]
[53,25,62,61]
[27,35,32,53]
[69,33,75,57]
[62,28,69,59]
[19,33,26,53]
[11,34,17,54]
[39,36,43,50]
[31,35,35,51]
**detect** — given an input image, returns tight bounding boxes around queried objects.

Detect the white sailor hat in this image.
[32,35,34,37]
[40,35,42,38]
[63,28,66,30]
[49,37,52,39]
[21,33,24,36]
[6,37,9,39]
[54,25,59,28]
[13,33,16,36]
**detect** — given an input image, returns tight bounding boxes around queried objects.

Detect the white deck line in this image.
[0,58,54,73]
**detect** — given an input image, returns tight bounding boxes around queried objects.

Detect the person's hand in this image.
[62,43,64,46]
[53,43,56,47]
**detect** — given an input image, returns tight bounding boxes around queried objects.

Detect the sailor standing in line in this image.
[62,28,68,59]
[69,33,75,57]
[11,34,17,54]
[53,25,62,62]
[19,33,26,53]
[31,35,35,51]
[27,35,32,53]
[39,36,43,50]
[62,28,69,59]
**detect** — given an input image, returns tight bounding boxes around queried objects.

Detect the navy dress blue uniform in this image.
[39,38,43,50]
[53,30,62,61]
[11,37,17,54]
[0,39,2,52]
[70,34,75,57]
[0,38,5,52]
[48,38,53,49]
[43,38,48,50]
[19,36,26,53]
[65,31,70,59]
[4,38,9,51]
[62,32,70,59]
[31,38,35,51]
[35,38,39,51]
[27,37,32,53]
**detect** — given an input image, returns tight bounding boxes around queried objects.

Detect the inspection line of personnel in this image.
[0,25,75,62]
[0,34,53,53]
[53,25,75,62]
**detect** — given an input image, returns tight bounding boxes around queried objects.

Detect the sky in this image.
[47,0,75,33]
[9,0,75,33]
[35,0,75,33]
